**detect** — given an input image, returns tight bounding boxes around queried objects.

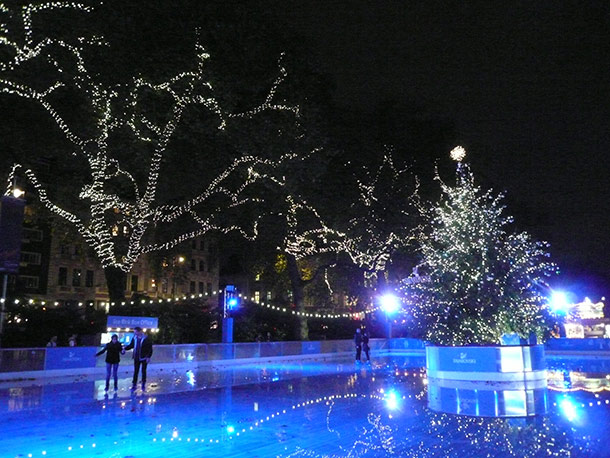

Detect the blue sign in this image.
[427,346,500,372]
[45,347,96,370]
[107,316,158,329]
[546,338,610,351]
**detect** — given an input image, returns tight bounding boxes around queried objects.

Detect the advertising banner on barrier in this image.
[427,346,499,373]
[45,347,96,370]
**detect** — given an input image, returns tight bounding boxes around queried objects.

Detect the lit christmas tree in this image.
[403,147,556,345]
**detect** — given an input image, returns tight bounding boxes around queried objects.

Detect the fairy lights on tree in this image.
[402,147,556,345]
[272,151,416,338]
[0,2,302,301]
[343,152,417,286]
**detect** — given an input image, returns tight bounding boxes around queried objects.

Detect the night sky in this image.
[263,1,610,296]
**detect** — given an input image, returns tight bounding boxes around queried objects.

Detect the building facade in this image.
[10,223,219,308]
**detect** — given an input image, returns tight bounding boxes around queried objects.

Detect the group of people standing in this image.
[46,334,78,347]
[354,327,371,363]
[95,326,153,392]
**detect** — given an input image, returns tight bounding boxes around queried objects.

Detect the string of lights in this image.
[401,147,556,346]
[0,1,306,275]
[2,288,379,320]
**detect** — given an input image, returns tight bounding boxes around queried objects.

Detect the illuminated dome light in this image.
[449,146,466,162]
[380,294,400,315]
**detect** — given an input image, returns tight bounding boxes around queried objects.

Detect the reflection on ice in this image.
[427,379,548,417]
[1,356,608,457]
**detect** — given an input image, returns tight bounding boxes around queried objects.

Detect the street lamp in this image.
[12,188,25,199]
[379,293,401,339]
[549,291,571,316]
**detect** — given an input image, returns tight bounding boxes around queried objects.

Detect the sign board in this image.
[0,196,26,273]
[106,315,158,330]
[45,347,96,370]
[427,346,500,373]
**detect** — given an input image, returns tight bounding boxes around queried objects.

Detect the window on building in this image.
[85,270,94,287]
[190,259,196,271]
[199,282,204,294]
[191,239,197,249]
[22,228,43,241]
[266,291,272,301]
[254,291,260,303]
[190,281,196,293]
[131,275,138,292]
[206,282,212,295]
[74,245,81,255]
[199,260,205,271]
[207,261,213,273]
[72,268,82,287]
[20,251,41,265]
[161,279,168,293]
[60,245,70,255]
[22,275,39,289]
[58,267,67,286]
[199,239,205,250]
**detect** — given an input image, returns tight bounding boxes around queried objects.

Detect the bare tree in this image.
[0,2,302,301]
[279,152,417,338]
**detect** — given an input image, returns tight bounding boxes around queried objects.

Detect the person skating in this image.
[95,334,125,391]
[362,329,371,362]
[124,327,153,391]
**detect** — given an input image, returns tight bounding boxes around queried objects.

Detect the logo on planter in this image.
[453,352,477,364]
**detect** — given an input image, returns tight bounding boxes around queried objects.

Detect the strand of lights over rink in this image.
[0,1,306,275]
[2,289,387,320]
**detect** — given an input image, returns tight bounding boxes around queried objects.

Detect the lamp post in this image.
[222,285,238,343]
[0,191,26,347]
[170,255,185,295]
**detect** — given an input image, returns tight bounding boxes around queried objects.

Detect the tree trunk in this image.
[103,266,127,304]
[286,254,308,340]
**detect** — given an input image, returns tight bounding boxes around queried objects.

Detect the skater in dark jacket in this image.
[362,330,370,362]
[124,327,153,391]
[95,334,124,391]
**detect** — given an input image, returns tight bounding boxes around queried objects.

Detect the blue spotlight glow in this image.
[549,291,571,315]
[380,294,400,315]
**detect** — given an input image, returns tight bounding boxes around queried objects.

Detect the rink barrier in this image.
[1,337,608,379]
[0,338,417,378]
[426,345,547,383]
